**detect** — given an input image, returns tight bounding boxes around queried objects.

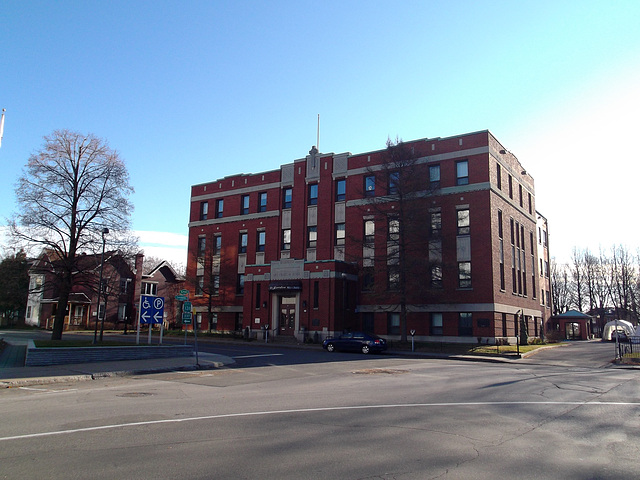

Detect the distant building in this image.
[186,130,550,343]
[25,252,183,331]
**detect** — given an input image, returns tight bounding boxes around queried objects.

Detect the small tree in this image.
[11,130,135,340]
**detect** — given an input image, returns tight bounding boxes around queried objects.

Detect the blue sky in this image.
[1,1,639,266]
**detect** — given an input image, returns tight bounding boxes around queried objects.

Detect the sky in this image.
[1,0,639,267]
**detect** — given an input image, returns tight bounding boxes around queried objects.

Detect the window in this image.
[430,212,441,236]
[519,184,523,207]
[431,313,443,336]
[257,231,266,252]
[255,283,261,309]
[364,176,375,197]
[335,223,345,246]
[119,278,130,294]
[430,264,443,289]
[313,281,319,308]
[239,232,248,254]
[141,282,157,296]
[458,262,472,288]
[498,210,503,239]
[199,201,208,220]
[388,216,400,241]
[241,195,250,215]
[282,229,291,250]
[215,199,224,218]
[429,165,440,188]
[496,163,502,189]
[335,179,346,201]
[308,184,318,205]
[528,192,532,214]
[213,274,220,294]
[195,276,204,295]
[258,192,268,212]
[197,236,206,258]
[364,220,375,245]
[388,171,400,195]
[307,226,317,248]
[213,235,222,255]
[546,290,551,307]
[457,209,470,235]
[458,313,473,336]
[362,267,374,291]
[26,305,32,319]
[388,266,400,290]
[508,175,513,199]
[283,187,292,209]
[388,313,400,335]
[237,274,245,294]
[456,160,469,185]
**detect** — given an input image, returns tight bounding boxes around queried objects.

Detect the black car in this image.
[322,332,387,354]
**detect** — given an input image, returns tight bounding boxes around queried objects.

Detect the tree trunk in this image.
[51,281,71,340]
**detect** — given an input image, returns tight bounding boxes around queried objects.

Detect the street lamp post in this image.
[93,228,109,344]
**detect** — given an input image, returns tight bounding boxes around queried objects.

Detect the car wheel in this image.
[361,344,370,354]
[326,343,335,352]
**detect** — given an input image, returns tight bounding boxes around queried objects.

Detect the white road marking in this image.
[232,353,284,359]
[1,401,639,443]
[18,387,78,393]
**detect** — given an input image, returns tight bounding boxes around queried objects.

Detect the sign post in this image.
[182,299,199,366]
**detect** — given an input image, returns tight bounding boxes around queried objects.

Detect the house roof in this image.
[143,261,184,282]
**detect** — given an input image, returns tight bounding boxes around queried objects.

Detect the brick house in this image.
[186,130,552,344]
[25,252,184,332]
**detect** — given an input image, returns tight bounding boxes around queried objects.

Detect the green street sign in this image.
[175,295,187,301]
[180,289,189,295]
[182,312,192,324]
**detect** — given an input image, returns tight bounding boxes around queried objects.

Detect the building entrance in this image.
[279,296,296,336]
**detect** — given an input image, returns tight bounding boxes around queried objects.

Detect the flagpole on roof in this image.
[0,109,5,148]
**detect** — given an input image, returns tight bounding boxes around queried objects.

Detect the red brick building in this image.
[187,130,551,343]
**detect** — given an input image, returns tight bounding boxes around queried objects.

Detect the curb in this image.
[0,360,226,388]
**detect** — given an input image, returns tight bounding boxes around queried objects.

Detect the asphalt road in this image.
[1,338,638,479]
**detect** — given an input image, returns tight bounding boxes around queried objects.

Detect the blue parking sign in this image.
[139,295,164,324]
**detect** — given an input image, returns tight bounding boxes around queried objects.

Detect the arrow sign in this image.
[139,295,164,325]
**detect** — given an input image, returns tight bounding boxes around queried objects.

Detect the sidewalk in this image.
[0,341,234,388]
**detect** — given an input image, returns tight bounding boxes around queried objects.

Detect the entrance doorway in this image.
[279,296,296,336]
[565,322,581,340]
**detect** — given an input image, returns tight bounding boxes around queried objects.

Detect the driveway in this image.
[521,339,618,368]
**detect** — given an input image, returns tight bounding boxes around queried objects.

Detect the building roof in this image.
[553,309,593,319]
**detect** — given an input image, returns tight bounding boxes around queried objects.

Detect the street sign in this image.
[175,294,187,301]
[182,312,192,324]
[183,301,192,313]
[139,295,164,325]
[180,289,189,295]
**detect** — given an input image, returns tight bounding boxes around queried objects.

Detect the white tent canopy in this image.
[602,320,635,341]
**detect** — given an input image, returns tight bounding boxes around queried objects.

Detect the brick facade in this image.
[187,130,551,344]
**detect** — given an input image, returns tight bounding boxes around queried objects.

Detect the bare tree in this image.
[570,248,585,312]
[607,245,638,322]
[551,259,571,315]
[11,130,135,340]
[351,138,438,343]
